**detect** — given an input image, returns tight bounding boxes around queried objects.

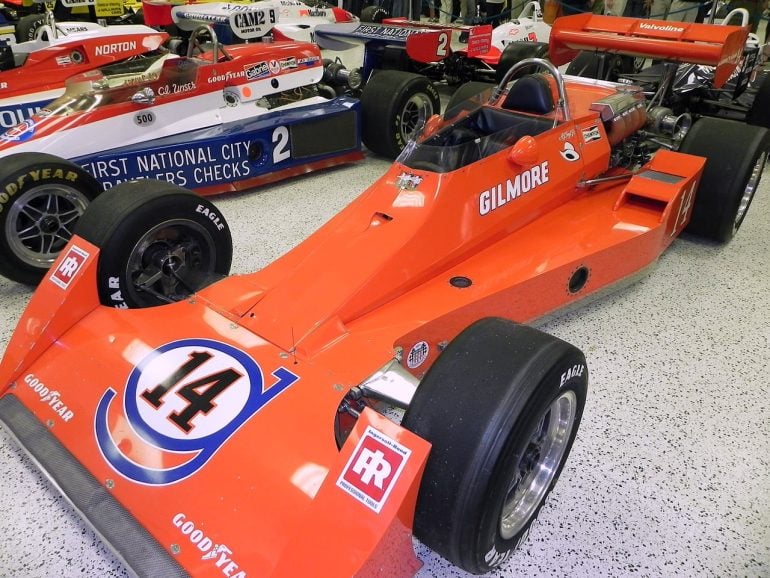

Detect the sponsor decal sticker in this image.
[406,341,429,369]
[279,57,297,70]
[268,59,281,74]
[50,244,90,289]
[95,339,299,485]
[244,61,270,80]
[25,373,75,422]
[94,41,137,56]
[172,513,246,577]
[337,426,411,513]
[479,161,549,215]
[638,22,684,32]
[395,172,422,190]
[1,119,36,142]
[582,125,601,142]
[559,142,580,162]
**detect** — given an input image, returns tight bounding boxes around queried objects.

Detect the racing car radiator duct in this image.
[646,107,692,141]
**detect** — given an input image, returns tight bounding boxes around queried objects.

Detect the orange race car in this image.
[0,15,766,577]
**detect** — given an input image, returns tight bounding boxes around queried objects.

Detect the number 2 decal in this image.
[272,126,291,164]
[436,32,449,58]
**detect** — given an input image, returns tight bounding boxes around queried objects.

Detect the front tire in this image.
[0,153,102,285]
[679,117,768,242]
[74,181,233,308]
[402,318,587,574]
[360,70,441,158]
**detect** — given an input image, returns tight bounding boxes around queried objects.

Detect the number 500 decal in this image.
[95,339,298,485]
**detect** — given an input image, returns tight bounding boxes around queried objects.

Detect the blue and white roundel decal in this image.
[95,339,299,485]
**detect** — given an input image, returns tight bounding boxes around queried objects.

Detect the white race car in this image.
[490,1,551,53]
[142,0,358,43]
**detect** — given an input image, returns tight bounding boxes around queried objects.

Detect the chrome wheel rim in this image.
[399,93,434,144]
[5,184,90,269]
[125,219,217,306]
[499,390,577,540]
[734,152,767,233]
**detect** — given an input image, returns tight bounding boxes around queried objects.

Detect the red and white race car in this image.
[0,15,167,129]
[490,1,551,54]
[0,2,438,285]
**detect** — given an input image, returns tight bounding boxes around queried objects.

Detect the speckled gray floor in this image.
[0,154,768,577]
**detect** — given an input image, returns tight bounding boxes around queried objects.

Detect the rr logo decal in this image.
[95,339,298,485]
[336,426,411,513]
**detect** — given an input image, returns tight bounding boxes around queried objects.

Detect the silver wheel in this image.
[399,93,435,145]
[499,390,578,540]
[124,218,218,306]
[5,184,90,269]
[734,151,767,234]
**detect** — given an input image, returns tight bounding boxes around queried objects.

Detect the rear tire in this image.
[361,4,388,21]
[402,318,587,574]
[495,42,549,83]
[360,70,440,158]
[746,72,770,129]
[444,81,493,119]
[565,51,635,82]
[679,117,768,242]
[0,152,102,285]
[75,181,233,308]
[15,13,46,42]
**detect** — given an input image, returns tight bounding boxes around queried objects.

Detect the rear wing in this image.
[314,21,491,61]
[171,3,278,39]
[550,14,747,87]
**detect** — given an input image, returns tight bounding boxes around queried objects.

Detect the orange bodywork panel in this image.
[551,14,747,87]
[0,74,707,576]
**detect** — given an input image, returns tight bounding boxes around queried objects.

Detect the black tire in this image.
[360,70,440,158]
[746,72,770,129]
[0,152,102,285]
[565,51,635,82]
[679,117,768,242]
[444,81,493,119]
[361,4,388,21]
[495,41,549,83]
[402,318,587,574]
[15,13,46,42]
[74,180,233,308]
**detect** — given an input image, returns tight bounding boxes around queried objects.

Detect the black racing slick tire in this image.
[444,81,493,119]
[746,72,770,130]
[360,70,440,159]
[495,41,549,83]
[15,14,46,42]
[361,4,388,21]
[0,153,102,285]
[402,318,588,575]
[565,51,635,82]
[74,181,233,308]
[679,117,768,243]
